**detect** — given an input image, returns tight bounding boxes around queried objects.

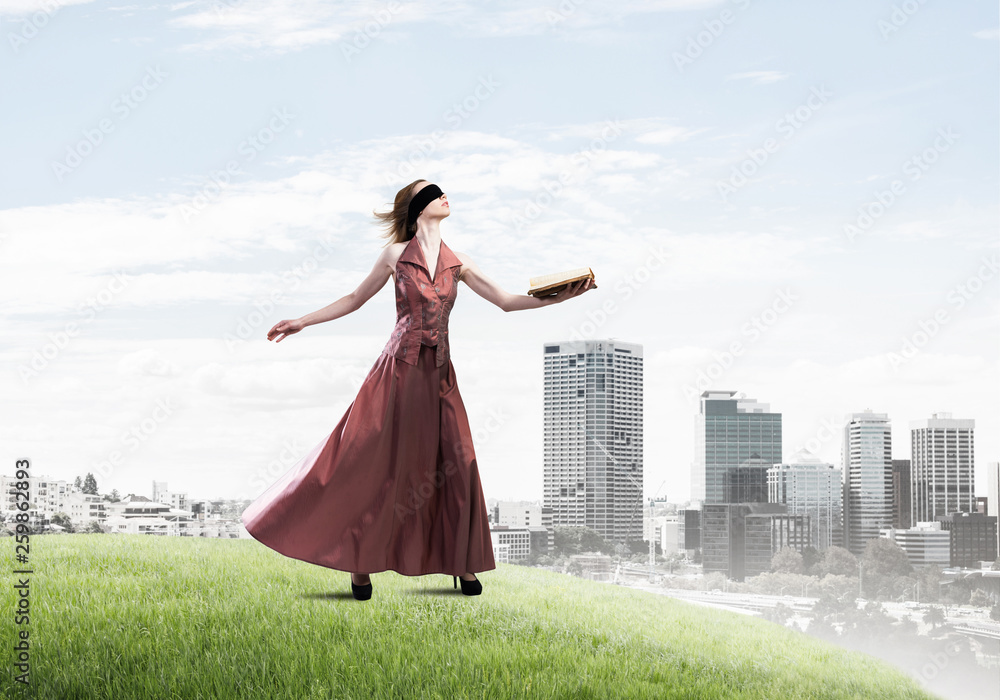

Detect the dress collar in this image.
[398,235,462,280]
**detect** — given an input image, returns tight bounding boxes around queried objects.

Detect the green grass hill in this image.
[1,534,941,699]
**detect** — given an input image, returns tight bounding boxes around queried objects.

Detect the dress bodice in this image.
[382,236,464,367]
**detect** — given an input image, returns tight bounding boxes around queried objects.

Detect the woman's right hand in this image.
[267,318,305,343]
[548,277,593,304]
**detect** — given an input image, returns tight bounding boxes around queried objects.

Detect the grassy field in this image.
[1,534,942,699]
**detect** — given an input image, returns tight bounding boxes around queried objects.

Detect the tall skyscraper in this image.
[692,390,781,505]
[768,449,843,550]
[542,339,643,545]
[842,410,893,556]
[891,459,912,530]
[910,412,975,523]
[988,462,1000,559]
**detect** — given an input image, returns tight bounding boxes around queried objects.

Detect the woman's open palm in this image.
[268,319,305,342]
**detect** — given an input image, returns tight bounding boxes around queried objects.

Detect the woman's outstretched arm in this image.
[267,245,395,342]
[455,252,593,312]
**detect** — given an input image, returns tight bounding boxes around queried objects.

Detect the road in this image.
[625,585,1000,640]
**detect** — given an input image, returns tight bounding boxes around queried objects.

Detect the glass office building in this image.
[768,449,843,551]
[693,390,781,505]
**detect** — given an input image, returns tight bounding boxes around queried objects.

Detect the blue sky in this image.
[2,0,997,507]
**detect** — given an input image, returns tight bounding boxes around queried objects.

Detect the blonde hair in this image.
[372,179,429,247]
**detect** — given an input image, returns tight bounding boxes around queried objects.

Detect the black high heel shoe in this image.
[351,573,372,601]
[452,573,482,596]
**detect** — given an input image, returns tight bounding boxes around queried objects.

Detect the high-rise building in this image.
[891,459,912,530]
[910,413,975,523]
[768,449,843,550]
[693,390,781,505]
[542,339,643,545]
[843,410,893,556]
[724,461,771,504]
[988,462,1000,559]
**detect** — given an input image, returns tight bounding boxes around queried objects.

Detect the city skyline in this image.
[11,389,992,516]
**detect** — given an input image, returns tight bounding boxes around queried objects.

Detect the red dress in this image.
[241,236,496,577]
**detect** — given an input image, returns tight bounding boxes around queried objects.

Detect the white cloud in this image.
[118,348,182,378]
[973,28,999,40]
[0,0,94,15]
[165,0,725,53]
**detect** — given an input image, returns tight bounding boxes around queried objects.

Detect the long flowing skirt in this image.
[241,342,496,576]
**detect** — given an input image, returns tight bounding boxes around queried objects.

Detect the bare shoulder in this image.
[452,250,478,282]
[384,241,407,275]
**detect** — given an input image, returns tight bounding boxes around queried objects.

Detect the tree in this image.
[801,546,822,575]
[82,473,98,495]
[992,557,1000,572]
[818,546,857,578]
[703,571,727,592]
[552,526,612,556]
[50,513,75,533]
[84,521,105,534]
[891,616,918,639]
[664,552,685,574]
[762,603,794,626]
[915,565,942,603]
[969,589,991,608]
[923,606,945,628]
[809,588,855,639]
[941,577,975,606]
[861,602,895,634]
[771,547,805,575]
[102,489,121,503]
[861,538,912,578]
[860,538,912,599]
[624,537,656,556]
[991,604,1000,622]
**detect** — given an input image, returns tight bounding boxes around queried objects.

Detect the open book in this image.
[527,267,597,297]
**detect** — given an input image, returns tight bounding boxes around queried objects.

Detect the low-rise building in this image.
[938,512,998,568]
[882,522,950,566]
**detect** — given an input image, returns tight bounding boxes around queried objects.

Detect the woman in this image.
[241,179,593,600]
